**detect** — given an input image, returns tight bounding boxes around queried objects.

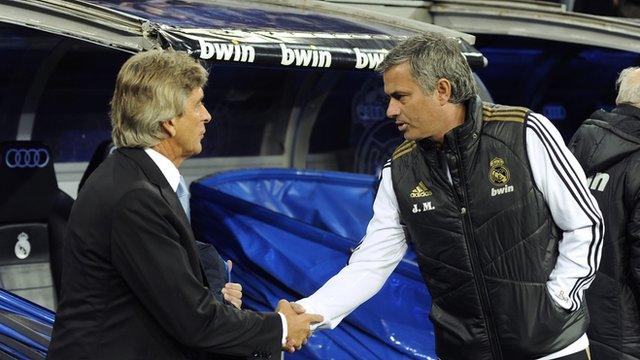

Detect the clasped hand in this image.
[221,261,243,309]
[221,282,242,309]
[276,300,322,353]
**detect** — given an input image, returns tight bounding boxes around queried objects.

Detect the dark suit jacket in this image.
[47,148,281,359]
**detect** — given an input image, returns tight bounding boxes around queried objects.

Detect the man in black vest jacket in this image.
[296,33,603,360]
[47,50,321,359]
[570,67,640,360]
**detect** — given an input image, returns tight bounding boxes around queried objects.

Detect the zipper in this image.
[448,139,502,359]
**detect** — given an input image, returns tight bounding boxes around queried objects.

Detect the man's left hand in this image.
[222,283,242,309]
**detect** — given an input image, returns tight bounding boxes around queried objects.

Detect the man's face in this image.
[383,62,444,141]
[172,87,211,158]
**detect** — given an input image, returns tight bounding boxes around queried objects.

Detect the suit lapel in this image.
[118,148,205,281]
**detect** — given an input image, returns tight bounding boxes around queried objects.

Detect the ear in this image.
[435,78,452,106]
[161,118,177,138]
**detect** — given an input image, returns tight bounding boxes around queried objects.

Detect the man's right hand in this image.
[276,299,323,352]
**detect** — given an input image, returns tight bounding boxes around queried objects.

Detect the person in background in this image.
[570,66,640,360]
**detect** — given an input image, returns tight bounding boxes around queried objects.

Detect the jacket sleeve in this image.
[526,112,604,312]
[110,187,282,357]
[626,161,640,297]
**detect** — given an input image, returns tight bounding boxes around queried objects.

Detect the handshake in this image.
[276,300,323,353]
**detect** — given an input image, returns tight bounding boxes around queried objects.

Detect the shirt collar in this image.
[144,148,181,192]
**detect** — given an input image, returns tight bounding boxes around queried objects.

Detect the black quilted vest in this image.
[391,98,588,360]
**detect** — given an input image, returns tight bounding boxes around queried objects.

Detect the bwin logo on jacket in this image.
[586,172,609,192]
[489,157,514,197]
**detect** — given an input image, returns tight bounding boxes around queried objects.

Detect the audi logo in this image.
[4,148,50,169]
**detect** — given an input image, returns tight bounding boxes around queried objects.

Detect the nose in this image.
[386,98,399,119]
[203,105,212,123]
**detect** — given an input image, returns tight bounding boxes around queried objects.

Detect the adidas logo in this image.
[410,182,432,198]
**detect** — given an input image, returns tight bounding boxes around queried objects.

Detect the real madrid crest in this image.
[489,157,510,186]
[15,232,31,260]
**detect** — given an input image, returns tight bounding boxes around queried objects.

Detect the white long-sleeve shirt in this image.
[297,112,603,359]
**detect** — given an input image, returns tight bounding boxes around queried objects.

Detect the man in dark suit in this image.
[47,50,320,359]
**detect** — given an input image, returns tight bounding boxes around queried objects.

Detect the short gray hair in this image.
[377,32,476,104]
[616,66,640,106]
[110,50,208,148]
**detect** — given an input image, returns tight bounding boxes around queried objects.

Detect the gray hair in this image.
[377,32,476,104]
[615,66,640,106]
[110,50,208,148]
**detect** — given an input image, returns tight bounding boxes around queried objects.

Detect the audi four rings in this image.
[4,148,50,168]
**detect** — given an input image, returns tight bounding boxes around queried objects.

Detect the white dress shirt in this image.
[144,148,181,191]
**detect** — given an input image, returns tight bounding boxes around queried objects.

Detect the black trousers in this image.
[555,348,591,360]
